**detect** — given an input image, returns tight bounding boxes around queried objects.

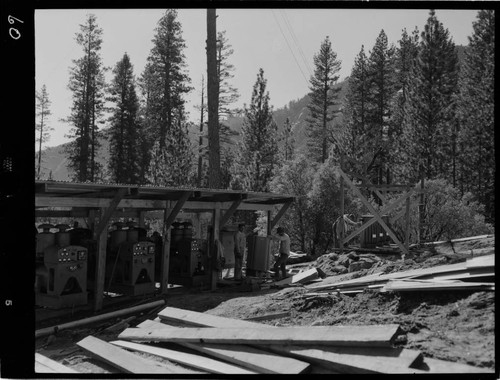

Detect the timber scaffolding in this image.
[35,180,295,312]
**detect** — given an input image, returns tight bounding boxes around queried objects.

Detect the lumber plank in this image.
[417,357,493,373]
[244,311,291,321]
[382,280,494,292]
[138,319,311,374]
[35,353,79,373]
[265,345,425,374]
[36,299,165,338]
[466,254,494,268]
[158,306,264,328]
[110,340,256,374]
[274,268,319,286]
[119,325,401,347]
[76,335,192,374]
[307,261,475,292]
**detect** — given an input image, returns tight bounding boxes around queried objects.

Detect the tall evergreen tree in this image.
[279,117,295,162]
[65,14,106,182]
[217,30,240,119]
[457,10,495,221]
[365,30,398,184]
[341,46,371,165]
[231,69,279,192]
[146,9,192,150]
[143,9,193,186]
[137,62,157,184]
[391,27,420,182]
[401,10,459,181]
[146,109,194,187]
[35,84,52,180]
[306,36,342,163]
[107,53,141,184]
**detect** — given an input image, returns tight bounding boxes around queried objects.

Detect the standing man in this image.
[270,227,290,280]
[233,223,246,280]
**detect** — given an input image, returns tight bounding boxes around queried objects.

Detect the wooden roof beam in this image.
[269,200,293,231]
[93,188,127,239]
[219,195,246,227]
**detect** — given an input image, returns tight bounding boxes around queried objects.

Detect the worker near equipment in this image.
[270,226,290,280]
[234,223,246,280]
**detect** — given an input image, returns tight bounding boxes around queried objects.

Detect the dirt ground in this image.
[34,236,495,373]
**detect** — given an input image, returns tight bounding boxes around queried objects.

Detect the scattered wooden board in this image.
[418,357,494,373]
[382,280,494,292]
[244,311,291,321]
[466,254,494,269]
[274,268,319,286]
[110,340,256,374]
[76,335,192,374]
[265,345,425,374]
[158,306,264,328]
[35,353,79,373]
[119,324,401,347]
[138,319,310,374]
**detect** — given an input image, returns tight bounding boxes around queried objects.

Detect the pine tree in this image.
[279,117,295,162]
[65,14,106,182]
[365,30,398,184]
[391,27,420,182]
[146,110,193,187]
[107,53,141,184]
[457,10,495,221]
[137,62,157,185]
[306,36,342,163]
[341,46,371,165]
[143,9,193,186]
[35,85,53,179]
[146,9,192,150]
[231,69,279,192]
[402,10,459,181]
[217,30,240,119]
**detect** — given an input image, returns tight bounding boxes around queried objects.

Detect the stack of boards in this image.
[304,254,495,296]
[56,306,491,375]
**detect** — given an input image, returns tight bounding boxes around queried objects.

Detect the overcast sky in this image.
[35,8,480,148]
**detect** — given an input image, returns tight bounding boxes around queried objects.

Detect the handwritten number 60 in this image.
[8,15,23,40]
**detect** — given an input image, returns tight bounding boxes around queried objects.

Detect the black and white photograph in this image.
[1,2,496,378]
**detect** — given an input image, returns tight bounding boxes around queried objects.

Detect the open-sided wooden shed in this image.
[35,180,294,311]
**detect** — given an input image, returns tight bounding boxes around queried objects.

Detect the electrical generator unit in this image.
[35,224,88,309]
[105,239,156,296]
[246,235,272,276]
[169,223,209,289]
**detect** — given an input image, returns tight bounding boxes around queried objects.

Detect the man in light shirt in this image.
[233,223,246,280]
[270,226,290,280]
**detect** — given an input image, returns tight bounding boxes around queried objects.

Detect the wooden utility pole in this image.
[206,9,221,189]
[198,76,205,187]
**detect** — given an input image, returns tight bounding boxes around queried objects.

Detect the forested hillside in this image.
[36,9,494,255]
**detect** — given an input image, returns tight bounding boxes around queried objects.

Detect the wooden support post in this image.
[405,187,411,254]
[94,210,108,312]
[160,201,173,294]
[93,189,126,312]
[159,192,191,293]
[270,201,292,231]
[339,169,409,256]
[88,209,96,231]
[219,197,243,227]
[418,173,425,244]
[94,189,127,238]
[138,210,146,229]
[211,203,221,291]
[267,210,273,235]
[340,173,345,253]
